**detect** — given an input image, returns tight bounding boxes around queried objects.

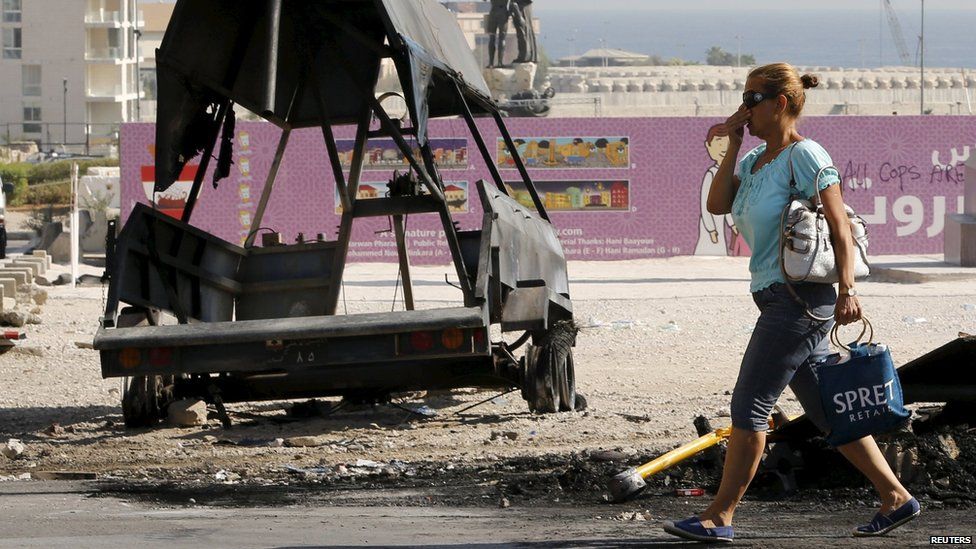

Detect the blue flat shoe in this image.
[853,497,921,537]
[663,516,734,544]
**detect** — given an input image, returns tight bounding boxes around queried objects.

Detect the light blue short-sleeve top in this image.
[731,138,840,293]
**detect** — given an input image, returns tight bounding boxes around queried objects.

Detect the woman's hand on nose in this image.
[724,107,751,145]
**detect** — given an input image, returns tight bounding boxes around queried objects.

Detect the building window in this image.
[23,104,41,134]
[2,0,21,23]
[22,65,40,96]
[139,67,157,100]
[2,27,21,59]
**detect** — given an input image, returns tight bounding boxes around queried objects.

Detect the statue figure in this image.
[510,0,536,63]
[485,0,511,68]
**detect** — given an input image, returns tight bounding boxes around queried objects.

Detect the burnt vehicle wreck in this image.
[94,0,581,427]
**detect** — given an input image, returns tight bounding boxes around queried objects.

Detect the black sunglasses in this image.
[742,90,775,108]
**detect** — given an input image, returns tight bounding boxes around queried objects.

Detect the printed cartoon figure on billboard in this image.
[695,124,749,256]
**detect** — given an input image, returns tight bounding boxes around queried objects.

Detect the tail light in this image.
[119,348,141,369]
[441,328,464,350]
[409,331,435,352]
[149,347,173,367]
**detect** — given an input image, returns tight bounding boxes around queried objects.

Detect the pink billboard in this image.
[120,116,973,264]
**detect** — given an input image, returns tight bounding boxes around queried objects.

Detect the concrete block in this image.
[13,257,45,275]
[0,278,14,298]
[0,269,30,285]
[8,261,40,276]
[944,214,976,267]
[30,250,51,269]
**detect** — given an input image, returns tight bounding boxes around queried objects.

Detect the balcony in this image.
[85,47,124,62]
[85,10,123,26]
[87,84,141,101]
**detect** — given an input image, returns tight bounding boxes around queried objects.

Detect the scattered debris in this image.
[0,473,31,482]
[659,321,681,333]
[216,437,283,448]
[0,311,27,328]
[490,430,519,441]
[284,436,327,448]
[42,423,65,437]
[214,470,241,483]
[402,405,437,418]
[499,496,511,508]
[2,439,25,460]
[74,340,95,350]
[167,399,208,427]
[285,465,332,476]
[902,316,928,325]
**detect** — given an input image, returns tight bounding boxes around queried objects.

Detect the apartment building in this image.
[0,0,143,154]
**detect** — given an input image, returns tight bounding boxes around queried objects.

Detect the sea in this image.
[534,8,976,70]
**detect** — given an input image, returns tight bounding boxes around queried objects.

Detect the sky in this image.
[537,0,975,12]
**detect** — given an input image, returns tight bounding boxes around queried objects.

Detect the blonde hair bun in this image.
[800,74,820,89]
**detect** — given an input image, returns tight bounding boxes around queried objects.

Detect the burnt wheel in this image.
[522,321,580,414]
[557,350,577,412]
[122,375,174,428]
[526,343,560,413]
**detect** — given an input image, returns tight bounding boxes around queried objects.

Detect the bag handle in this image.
[830,317,874,351]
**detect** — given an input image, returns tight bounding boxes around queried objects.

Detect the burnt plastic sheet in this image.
[154,0,493,194]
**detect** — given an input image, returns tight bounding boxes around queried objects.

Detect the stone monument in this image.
[945,157,976,266]
[485,0,511,68]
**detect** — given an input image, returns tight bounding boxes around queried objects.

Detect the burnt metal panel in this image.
[94,306,487,351]
[110,203,245,323]
[476,180,571,308]
[236,242,338,320]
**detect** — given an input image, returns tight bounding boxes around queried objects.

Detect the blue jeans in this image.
[730,282,835,433]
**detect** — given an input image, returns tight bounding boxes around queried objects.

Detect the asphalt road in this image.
[0,481,970,548]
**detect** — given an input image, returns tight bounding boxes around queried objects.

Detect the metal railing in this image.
[1,122,120,158]
[85,47,124,60]
[84,10,121,24]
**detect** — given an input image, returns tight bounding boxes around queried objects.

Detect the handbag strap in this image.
[787,143,836,205]
[830,317,874,351]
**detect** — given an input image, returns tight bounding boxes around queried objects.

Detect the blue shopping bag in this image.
[816,319,911,447]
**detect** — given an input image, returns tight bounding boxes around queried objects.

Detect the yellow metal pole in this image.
[634,427,732,479]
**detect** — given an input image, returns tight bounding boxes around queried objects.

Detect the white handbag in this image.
[780,146,871,285]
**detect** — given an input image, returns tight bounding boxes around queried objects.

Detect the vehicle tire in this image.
[122,375,172,428]
[530,343,560,413]
[520,344,537,403]
[557,350,576,412]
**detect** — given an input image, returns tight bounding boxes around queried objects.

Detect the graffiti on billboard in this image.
[337,138,468,171]
[497,137,630,169]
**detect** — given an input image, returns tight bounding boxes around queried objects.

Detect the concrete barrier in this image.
[31,250,51,269]
[0,269,31,285]
[23,256,47,274]
[0,278,15,297]
[8,260,40,276]
[13,257,46,275]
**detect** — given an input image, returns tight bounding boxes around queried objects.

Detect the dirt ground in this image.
[1,255,975,535]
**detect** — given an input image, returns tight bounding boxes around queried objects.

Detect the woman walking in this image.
[663,63,919,543]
